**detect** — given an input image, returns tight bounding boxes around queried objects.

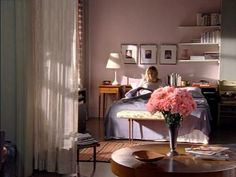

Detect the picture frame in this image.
[140,44,157,65]
[121,44,138,64]
[160,45,177,65]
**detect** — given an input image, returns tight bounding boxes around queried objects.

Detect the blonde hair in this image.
[145,66,158,83]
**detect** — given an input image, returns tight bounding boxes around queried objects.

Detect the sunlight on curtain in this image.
[33,0,78,174]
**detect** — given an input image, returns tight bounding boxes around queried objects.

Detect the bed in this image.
[104,87,212,144]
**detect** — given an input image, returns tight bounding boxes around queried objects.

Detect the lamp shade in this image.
[106,53,121,69]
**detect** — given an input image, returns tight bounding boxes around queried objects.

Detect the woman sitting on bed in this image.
[125,66,164,98]
[138,66,163,90]
[137,66,164,95]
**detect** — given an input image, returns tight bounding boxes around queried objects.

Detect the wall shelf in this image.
[178,42,220,46]
[178,59,219,63]
[178,25,221,29]
[178,23,221,64]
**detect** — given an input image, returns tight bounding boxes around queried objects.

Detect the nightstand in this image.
[98,85,122,119]
[98,84,132,119]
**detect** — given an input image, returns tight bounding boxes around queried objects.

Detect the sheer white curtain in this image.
[32,0,78,174]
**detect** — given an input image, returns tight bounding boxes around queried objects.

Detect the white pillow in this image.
[129,78,142,88]
[182,87,204,98]
[130,83,138,89]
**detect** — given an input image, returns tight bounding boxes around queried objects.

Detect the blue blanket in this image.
[104,87,211,143]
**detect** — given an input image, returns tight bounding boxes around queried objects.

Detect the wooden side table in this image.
[98,85,121,119]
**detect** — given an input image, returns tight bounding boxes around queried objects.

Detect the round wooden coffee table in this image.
[111,143,236,177]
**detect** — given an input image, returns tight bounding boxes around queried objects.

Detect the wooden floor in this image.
[32,117,236,177]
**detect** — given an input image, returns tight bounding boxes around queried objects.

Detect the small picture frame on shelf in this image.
[160,45,177,65]
[121,44,138,64]
[140,44,157,65]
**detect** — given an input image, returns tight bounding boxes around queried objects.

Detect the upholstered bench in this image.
[117,110,164,142]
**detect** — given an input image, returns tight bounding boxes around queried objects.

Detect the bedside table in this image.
[98,85,122,119]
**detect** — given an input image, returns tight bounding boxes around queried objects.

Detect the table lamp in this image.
[106,53,121,85]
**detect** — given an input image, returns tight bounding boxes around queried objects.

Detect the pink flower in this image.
[146,86,196,117]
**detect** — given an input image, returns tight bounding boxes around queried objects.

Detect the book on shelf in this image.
[196,13,221,26]
[200,30,221,44]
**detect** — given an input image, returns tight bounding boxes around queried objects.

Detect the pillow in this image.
[182,87,204,98]
[130,83,138,89]
[129,78,142,88]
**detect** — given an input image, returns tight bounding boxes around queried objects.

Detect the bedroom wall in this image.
[88,0,221,117]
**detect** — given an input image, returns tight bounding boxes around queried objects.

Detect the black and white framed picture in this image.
[121,44,138,64]
[140,44,157,65]
[160,45,177,65]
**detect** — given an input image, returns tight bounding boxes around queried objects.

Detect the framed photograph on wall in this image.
[121,44,138,64]
[140,44,157,65]
[160,45,177,65]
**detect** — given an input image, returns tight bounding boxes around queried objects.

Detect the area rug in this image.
[78,140,155,162]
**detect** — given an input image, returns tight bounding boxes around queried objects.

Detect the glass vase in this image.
[167,124,180,157]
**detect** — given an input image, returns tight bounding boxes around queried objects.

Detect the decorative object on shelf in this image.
[146,86,196,156]
[140,44,157,65]
[181,49,189,60]
[106,53,121,85]
[160,45,177,65]
[121,44,138,64]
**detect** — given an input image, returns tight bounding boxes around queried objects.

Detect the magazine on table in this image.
[185,145,230,160]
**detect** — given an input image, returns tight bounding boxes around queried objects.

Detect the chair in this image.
[77,133,100,170]
[218,80,236,126]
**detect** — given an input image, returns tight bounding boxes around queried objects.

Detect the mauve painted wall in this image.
[88,0,221,117]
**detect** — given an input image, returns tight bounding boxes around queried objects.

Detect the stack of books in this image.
[185,145,230,160]
[77,133,98,146]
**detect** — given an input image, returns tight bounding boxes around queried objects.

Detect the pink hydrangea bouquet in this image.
[146,86,196,126]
